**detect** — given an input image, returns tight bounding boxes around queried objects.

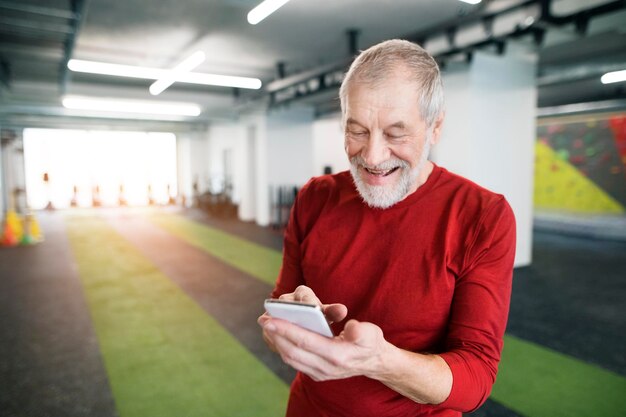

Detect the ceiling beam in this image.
[0,0,78,20]
[0,16,74,35]
[0,44,65,61]
[60,0,89,94]
[538,0,626,26]
[538,61,626,86]
[265,0,626,109]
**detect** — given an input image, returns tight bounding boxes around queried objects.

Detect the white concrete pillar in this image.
[237,123,258,222]
[433,48,536,267]
[0,129,4,216]
[0,129,22,213]
[253,114,270,226]
[13,130,26,212]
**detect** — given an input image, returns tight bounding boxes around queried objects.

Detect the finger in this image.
[267,318,329,352]
[271,332,335,380]
[267,317,348,367]
[257,312,271,326]
[278,292,296,301]
[262,328,278,352]
[277,286,320,304]
[322,303,348,323]
[292,285,321,304]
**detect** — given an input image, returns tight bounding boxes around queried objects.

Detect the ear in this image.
[429,112,445,146]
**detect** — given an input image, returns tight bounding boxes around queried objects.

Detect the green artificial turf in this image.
[65,214,289,417]
[148,213,282,286]
[492,334,626,417]
[108,211,626,417]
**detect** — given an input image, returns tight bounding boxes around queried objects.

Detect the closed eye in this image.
[385,132,407,141]
[347,130,368,138]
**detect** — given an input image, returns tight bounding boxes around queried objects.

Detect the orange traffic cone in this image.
[6,210,22,242]
[1,221,18,247]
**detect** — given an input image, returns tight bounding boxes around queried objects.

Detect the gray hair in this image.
[339,39,444,127]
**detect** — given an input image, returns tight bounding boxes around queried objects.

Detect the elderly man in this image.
[259,39,516,417]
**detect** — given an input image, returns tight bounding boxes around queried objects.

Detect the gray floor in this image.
[0,213,118,417]
[507,230,626,375]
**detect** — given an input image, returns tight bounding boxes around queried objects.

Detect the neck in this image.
[405,160,434,197]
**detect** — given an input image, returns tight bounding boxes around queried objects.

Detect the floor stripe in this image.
[492,334,626,417]
[65,214,289,417]
[105,213,296,384]
[152,212,626,417]
[148,212,282,286]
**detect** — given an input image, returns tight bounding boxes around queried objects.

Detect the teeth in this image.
[366,168,388,175]
[366,167,396,176]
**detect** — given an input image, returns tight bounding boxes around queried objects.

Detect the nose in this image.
[361,132,390,167]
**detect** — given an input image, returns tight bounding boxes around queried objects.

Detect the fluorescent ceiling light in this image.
[150,51,206,95]
[62,96,201,117]
[458,0,481,4]
[68,59,262,90]
[247,0,291,25]
[601,70,626,84]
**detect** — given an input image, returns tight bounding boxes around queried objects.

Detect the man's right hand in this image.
[257,285,348,350]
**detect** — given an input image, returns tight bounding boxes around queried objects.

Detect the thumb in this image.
[342,320,383,346]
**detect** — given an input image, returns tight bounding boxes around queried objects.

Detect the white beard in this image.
[349,138,431,209]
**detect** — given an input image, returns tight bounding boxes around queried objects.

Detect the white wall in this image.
[176,130,210,205]
[176,134,192,205]
[312,117,350,176]
[236,107,345,226]
[433,49,536,267]
[266,107,316,187]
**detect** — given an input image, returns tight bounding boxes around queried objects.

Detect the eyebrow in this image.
[345,118,363,127]
[346,118,406,130]
[386,121,407,130]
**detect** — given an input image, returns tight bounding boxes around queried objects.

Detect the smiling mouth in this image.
[364,166,400,177]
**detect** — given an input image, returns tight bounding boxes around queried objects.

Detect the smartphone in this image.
[264,299,334,338]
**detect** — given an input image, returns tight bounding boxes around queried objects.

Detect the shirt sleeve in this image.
[438,197,516,412]
[271,188,306,298]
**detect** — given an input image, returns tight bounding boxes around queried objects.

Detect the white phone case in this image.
[264,299,334,337]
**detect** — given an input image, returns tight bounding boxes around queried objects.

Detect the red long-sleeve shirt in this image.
[272,165,516,416]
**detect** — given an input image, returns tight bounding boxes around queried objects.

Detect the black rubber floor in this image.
[0,213,118,417]
[507,230,626,375]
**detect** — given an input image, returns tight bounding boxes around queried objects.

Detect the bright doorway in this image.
[24,129,177,209]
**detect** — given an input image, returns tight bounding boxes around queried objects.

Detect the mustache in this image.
[350,155,409,170]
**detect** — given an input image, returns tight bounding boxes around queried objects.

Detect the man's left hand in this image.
[260,317,391,381]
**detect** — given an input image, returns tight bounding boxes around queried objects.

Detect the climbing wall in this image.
[534,113,626,214]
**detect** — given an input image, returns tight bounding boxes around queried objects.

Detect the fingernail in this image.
[264,322,276,332]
